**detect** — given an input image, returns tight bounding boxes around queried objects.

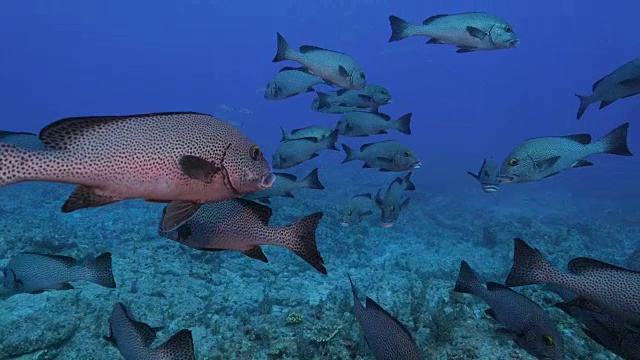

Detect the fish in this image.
[576,58,640,119]
[336,112,412,137]
[158,199,326,274]
[313,84,393,112]
[243,168,325,203]
[0,112,275,233]
[348,275,424,360]
[341,140,421,172]
[375,172,416,227]
[467,158,500,193]
[499,122,632,183]
[264,66,328,100]
[2,252,116,294]
[272,131,339,169]
[388,13,519,53]
[555,298,640,360]
[0,130,46,150]
[104,302,195,360]
[340,193,374,226]
[311,101,367,114]
[280,125,335,143]
[454,261,564,360]
[272,32,367,90]
[505,238,640,328]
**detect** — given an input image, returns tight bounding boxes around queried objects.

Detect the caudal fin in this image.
[272,32,292,62]
[505,238,558,287]
[154,329,195,360]
[301,168,325,190]
[575,93,591,120]
[85,252,117,288]
[453,260,482,296]
[388,15,411,42]
[393,113,412,135]
[280,126,290,142]
[347,274,365,320]
[341,144,357,163]
[595,122,632,156]
[279,212,326,274]
[325,130,339,151]
[316,92,332,110]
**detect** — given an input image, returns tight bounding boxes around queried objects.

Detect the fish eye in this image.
[542,335,554,346]
[249,145,261,160]
[505,25,512,33]
[347,210,352,216]
[360,73,366,79]
[404,152,411,157]
[508,158,518,167]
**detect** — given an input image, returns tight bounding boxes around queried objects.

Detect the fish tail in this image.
[325,130,339,150]
[394,112,412,135]
[84,252,117,288]
[347,274,365,319]
[595,122,632,156]
[388,15,413,42]
[316,92,331,110]
[301,168,324,190]
[403,171,416,191]
[0,143,58,186]
[279,212,326,274]
[153,329,195,359]
[279,126,289,142]
[272,32,293,62]
[505,238,558,287]
[453,260,483,296]
[341,144,356,163]
[575,93,592,120]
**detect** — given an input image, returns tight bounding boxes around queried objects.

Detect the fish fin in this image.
[272,32,292,62]
[302,168,325,190]
[393,113,412,135]
[341,144,356,163]
[279,212,326,274]
[571,159,593,168]
[316,92,332,110]
[103,335,116,346]
[456,47,476,54]
[257,198,271,204]
[355,193,372,199]
[375,156,394,164]
[278,66,301,72]
[306,87,315,93]
[465,26,487,40]
[242,246,269,263]
[453,260,481,295]
[309,153,320,160]
[400,197,410,209]
[375,130,388,135]
[360,210,373,217]
[282,192,295,198]
[592,76,606,92]
[618,78,640,88]
[300,45,328,53]
[23,252,77,266]
[373,113,392,121]
[29,290,46,294]
[236,198,273,225]
[484,309,498,321]
[364,297,416,340]
[178,155,221,183]
[426,37,445,44]
[568,257,640,275]
[378,168,393,172]
[160,201,202,232]
[575,93,591,120]
[325,130,339,150]
[505,238,557,286]
[535,156,561,171]
[404,172,416,190]
[338,65,349,79]
[357,94,374,102]
[388,15,411,42]
[362,163,372,168]
[85,252,116,288]
[279,126,289,142]
[335,89,347,96]
[130,319,161,347]
[599,100,613,109]
[56,282,75,290]
[423,14,447,25]
[561,134,592,144]
[596,122,632,156]
[374,190,383,208]
[543,172,560,179]
[275,172,297,182]
[61,186,120,212]
[155,330,195,359]
[467,171,480,181]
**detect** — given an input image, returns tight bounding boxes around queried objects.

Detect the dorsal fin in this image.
[300,45,346,56]
[560,134,591,144]
[423,14,448,25]
[235,198,273,225]
[568,257,639,275]
[364,297,417,341]
[23,252,77,266]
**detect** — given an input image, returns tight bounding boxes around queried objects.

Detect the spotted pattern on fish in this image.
[0,112,272,209]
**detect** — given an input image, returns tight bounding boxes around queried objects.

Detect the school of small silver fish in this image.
[1,8,639,360]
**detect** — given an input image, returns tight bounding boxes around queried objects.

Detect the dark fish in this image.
[311,101,374,114]
[336,112,412,137]
[280,125,334,143]
[342,140,420,172]
[3,252,116,294]
[272,131,339,169]
[105,302,195,360]
[348,275,424,360]
[499,123,632,183]
[243,168,324,203]
[375,172,415,227]
[576,58,640,119]
[313,84,393,112]
[454,261,564,360]
[506,238,640,328]
[388,13,518,53]
[556,298,640,360]
[265,66,328,100]
[467,158,500,193]
[159,199,326,274]
[0,112,275,233]
[0,130,46,150]
[273,33,367,90]
[341,193,374,226]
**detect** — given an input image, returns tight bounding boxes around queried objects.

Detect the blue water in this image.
[0,1,638,359]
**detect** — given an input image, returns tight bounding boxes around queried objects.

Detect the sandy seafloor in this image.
[0,161,638,360]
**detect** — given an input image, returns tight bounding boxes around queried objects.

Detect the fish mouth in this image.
[260,173,276,188]
[382,222,394,228]
[508,39,519,47]
[498,174,516,183]
[340,222,350,227]
[482,185,499,193]
[411,162,421,169]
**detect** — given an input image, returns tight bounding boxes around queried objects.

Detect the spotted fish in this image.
[454,261,564,360]
[105,302,195,360]
[506,238,640,328]
[3,252,116,294]
[375,172,415,227]
[348,275,424,360]
[342,140,420,172]
[158,199,326,274]
[0,112,275,232]
[467,158,500,193]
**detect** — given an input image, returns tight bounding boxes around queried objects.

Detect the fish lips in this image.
[261,173,276,188]
[382,222,394,228]
[340,221,351,227]
[411,161,421,169]
[482,184,499,193]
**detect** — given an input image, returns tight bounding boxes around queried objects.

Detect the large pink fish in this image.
[0,112,275,231]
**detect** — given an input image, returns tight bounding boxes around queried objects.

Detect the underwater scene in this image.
[0,1,639,359]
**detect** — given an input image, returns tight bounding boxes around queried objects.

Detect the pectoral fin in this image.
[178,155,221,183]
[161,201,202,232]
[338,65,350,79]
[535,156,561,171]
[465,26,487,40]
[618,78,640,88]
